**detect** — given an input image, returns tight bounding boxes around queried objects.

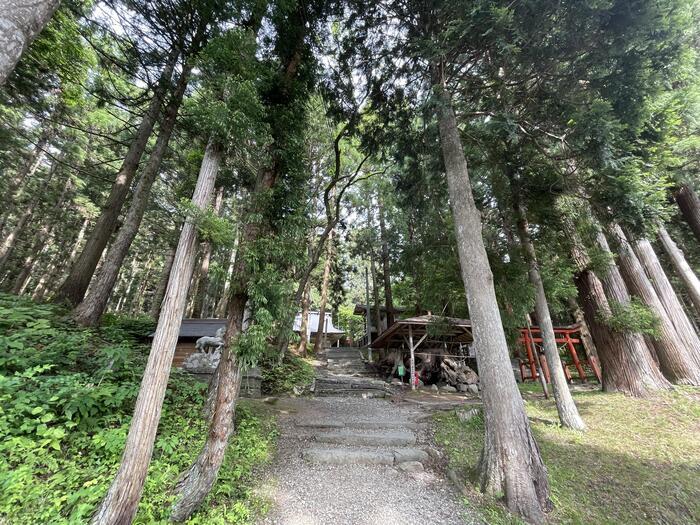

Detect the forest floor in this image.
[254,395,481,525]
[435,383,700,524]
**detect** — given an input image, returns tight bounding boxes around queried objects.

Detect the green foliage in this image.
[0,295,275,524]
[426,316,458,338]
[337,305,364,342]
[600,298,661,337]
[178,199,238,246]
[100,313,156,340]
[259,352,315,395]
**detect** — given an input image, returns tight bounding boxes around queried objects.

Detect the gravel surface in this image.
[256,397,481,525]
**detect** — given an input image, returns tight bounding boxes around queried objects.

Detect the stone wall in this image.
[180,347,262,398]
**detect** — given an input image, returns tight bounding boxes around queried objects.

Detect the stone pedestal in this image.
[181,350,262,398]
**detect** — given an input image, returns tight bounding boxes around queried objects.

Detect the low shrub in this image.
[0,294,276,524]
[260,351,315,395]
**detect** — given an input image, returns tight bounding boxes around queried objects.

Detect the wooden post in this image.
[523,329,538,381]
[409,324,416,391]
[562,361,572,382]
[526,317,549,398]
[565,333,587,381]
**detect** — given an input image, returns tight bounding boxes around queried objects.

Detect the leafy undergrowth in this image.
[0,293,276,524]
[260,351,315,395]
[434,385,700,525]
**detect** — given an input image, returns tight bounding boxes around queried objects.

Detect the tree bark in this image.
[73,66,191,326]
[378,195,395,327]
[296,278,311,355]
[575,268,670,396]
[635,237,700,352]
[32,256,56,300]
[10,172,72,294]
[91,139,221,525]
[171,182,268,520]
[313,229,334,354]
[54,50,178,307]
[433,72,550,523]
[34,217,88,300]
[675,184,700,243]
[11,242,47,294]
[0,158,59,273]
[0,0,60,84]
[608,224,700,385]
[513,200,585,430]
[582,231,671,394]
[132,256,153,314]
[150,245,176,319]
[171,9,308,518]
[215,243,237,317]
[115,259,139,312]
[370,256,382,333]
[170,286,244,522]
[0,123,53,234]
[566,297,601,377]
[657,223,700,316]
[191,186,224,318]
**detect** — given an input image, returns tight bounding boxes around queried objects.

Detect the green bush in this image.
[260,352,315,395]
[0,294,276,524]
[600,297,660,336]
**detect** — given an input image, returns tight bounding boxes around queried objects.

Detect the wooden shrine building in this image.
[365,315,601,388]
[368,315,474,389]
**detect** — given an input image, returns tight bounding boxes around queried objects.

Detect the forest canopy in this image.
[1,0,700,524]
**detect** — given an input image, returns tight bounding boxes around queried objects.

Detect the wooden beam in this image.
[565,333,587,381]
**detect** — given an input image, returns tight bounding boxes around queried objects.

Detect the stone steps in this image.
[296,420,425,431]
[298,408,429,469]
[302,446,429,467]
[314,376,389,398]
[326,352,363,360]
[315,429,416,447]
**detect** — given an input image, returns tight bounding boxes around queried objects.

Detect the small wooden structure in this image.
[353,303,406,346]
[293,310,345,345]
[369,315,474,390]
[517,324,601,383]
[170,319,226,367]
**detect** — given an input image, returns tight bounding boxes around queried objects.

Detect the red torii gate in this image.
[517,324,601,384]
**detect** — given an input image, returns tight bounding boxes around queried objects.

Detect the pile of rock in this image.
[439,357,479,394]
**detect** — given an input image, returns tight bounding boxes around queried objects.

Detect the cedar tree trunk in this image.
[150,245,176,319]
[73,66,191,326]
[433,72,550,523]
[55,50,178,306]
[0,0,60,84]
[296,278,311,355]
[91,139,222,525]
[378,196,395,327]
[313,229,333,353]
[658,223,700,316]
[675,184,700,243]
[609,225,700,384]
[0,159,59,272]
[575,268,670,396]
[514,201,584,430]
[191,186,224,317]
[635,237,700,352]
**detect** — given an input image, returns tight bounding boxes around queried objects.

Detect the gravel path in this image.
[256,397,481,525]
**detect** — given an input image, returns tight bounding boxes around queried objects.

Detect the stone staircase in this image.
[298,418,430,472]
[315,346,391,398]
[324,347,371,376]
